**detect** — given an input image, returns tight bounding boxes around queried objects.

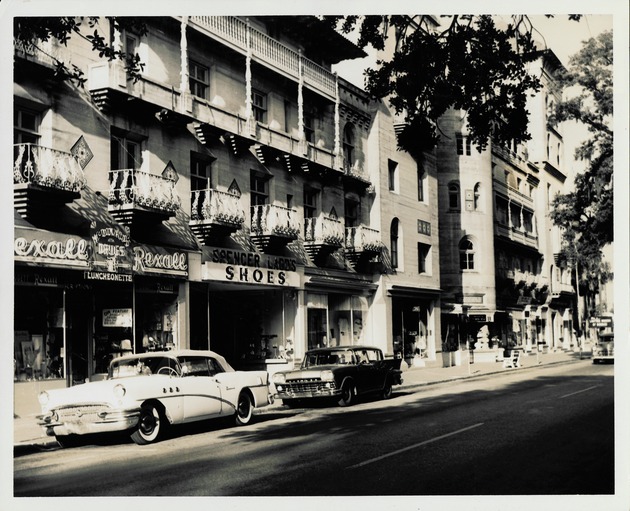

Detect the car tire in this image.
[131,403,163,445]
[382,380,393,400]
[235,391,254,426]
[338,381,356,407]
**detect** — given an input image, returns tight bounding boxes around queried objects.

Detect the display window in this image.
[307,293,367,350]
[14,287,64,381]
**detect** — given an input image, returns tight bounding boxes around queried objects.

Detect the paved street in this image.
[13,359,614,499]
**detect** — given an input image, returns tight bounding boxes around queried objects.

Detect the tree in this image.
[13,17,147,86]
[323,15,580,155]
[548,30,613,312]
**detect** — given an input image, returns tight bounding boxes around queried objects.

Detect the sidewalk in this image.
[13,349,587,449]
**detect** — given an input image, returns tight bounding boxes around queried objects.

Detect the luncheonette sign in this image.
[15,227,189,279]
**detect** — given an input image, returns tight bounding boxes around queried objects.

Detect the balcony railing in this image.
[14,144,86,193]
[552,282,574,296]
[108,169,180,214]
[191,188,245,227]
[345,225,383,253]
[305,215,344,246]
[251,204,300,239]
[343,159,369,183]
[189,16,336,100]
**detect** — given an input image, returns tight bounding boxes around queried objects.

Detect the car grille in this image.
[284,378,337,393]
[56,405,109,423]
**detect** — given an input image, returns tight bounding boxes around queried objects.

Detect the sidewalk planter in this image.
[441,350,462,367]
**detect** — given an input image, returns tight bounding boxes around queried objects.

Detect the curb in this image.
[398,357,584,392]
[14,357,585,450]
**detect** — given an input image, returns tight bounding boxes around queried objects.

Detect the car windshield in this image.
[109,356,180,379]
[302,349,354,368]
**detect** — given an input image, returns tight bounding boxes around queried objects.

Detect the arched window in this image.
[390,218,400,269]
[459,238,475,270]
[343,123,355,170]
[474,183,481,211]
[448,182,460,210]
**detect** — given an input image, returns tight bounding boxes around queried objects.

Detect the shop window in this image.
[252,90,267,123]
[459,238,475,270]
[189,60,209,100]
[307,293,367,349]
[448,182,460,210]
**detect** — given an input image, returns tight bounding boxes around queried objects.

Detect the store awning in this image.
[387,285,441,300]
[305,272,377,294]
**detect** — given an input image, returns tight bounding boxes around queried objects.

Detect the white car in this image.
[37,350,273,446]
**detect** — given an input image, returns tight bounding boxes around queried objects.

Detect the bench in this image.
[502,350,522,369]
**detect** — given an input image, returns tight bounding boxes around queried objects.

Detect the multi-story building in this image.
[13,15,441,413]
[436,49,576,358]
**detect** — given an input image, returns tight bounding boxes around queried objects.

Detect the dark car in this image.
[592,332,614,364]
[271,345,403,407]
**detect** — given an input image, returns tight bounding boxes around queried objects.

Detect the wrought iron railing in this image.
[345,225,383,252]
[108,169,180,213]
[191,188,244,226]
[251,204,300,238]
[304,215,344,246]
[13,144,86,193]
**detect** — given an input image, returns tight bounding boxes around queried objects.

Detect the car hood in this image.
[41,375,173,410]
[283,365,340,380]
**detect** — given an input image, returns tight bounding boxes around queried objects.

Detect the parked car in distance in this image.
[592,333,614,364]
[37,350,273,446]
[272,345,403,407]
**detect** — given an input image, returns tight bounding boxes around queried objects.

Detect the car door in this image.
[177,356,223,422]
[355,349,379,392]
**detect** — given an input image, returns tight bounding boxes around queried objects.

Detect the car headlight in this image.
[272,373,286,385]
[113,384,126,398]
[320,370,334,381]
[38,391,49,406]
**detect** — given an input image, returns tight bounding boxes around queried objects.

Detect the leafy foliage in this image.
[14,17,147,87]
[549,31,613,296]
[323,15,547,154]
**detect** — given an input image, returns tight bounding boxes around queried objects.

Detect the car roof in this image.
[113,349,227,362]
[306,345,380,353]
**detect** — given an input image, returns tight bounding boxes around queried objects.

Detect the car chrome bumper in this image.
[37,409,141,436]
[275,388,341,400]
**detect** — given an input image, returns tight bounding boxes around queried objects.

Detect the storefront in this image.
[304,270,377,353]
[199,247,301,373]
[14,216,191,398]
[389,286,439,365]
